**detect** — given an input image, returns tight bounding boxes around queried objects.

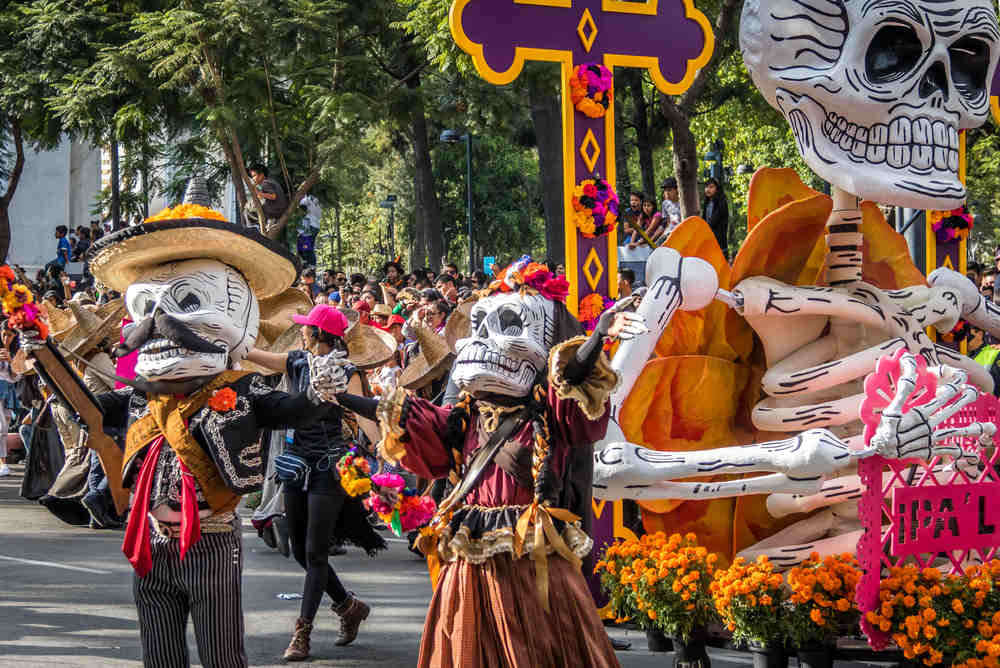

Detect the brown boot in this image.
[283,617,312,661]
[332,593,370,646]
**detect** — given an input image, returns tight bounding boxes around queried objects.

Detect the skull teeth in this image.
[823,112,959,173]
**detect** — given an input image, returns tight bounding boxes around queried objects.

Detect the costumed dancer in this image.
[337,258,646,667]
[246,304,386,661]
[69,203,354,668]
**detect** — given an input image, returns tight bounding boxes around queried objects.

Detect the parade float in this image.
[449,0,1000,663]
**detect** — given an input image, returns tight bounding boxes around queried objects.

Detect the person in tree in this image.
[247,164,288,233]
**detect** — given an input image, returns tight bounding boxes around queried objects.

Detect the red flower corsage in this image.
[208,387,238,412]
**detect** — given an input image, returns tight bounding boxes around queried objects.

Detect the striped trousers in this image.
[133,521,247,668]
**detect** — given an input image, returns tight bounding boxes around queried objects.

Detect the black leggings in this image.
[284,484,349,621]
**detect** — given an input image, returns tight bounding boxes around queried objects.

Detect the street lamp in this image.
[440,129,474,274]
[379,194,397,260]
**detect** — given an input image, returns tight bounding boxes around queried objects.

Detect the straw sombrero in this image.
[444,301,474,353]
[53,299,125,356]
[346,324,396,370]
[257,288,314,345]
[398,324,454,390]
[45,302,75,339]
[88,218,299,300]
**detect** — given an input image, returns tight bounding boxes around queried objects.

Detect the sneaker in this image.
[0,463,10,477]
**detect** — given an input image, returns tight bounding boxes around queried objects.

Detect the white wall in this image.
[6,139,101,270]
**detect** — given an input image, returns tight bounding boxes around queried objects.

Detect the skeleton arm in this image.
[594,429,857,500]
[608,248,719,420]
[595,353,994,501]
[929,267,1000,339]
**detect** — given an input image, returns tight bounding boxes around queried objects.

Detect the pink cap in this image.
[292,304,348,337]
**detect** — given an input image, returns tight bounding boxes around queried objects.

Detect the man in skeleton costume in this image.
[590,0,1000,566]
[79,209,351,668]
[337,258,645,667]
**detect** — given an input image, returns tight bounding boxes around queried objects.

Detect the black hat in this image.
[661,177,678,190]
[382,260,404,275]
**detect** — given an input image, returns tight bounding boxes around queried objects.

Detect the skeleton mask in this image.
[451,292,555,397]
[741,0,1000,209]
[124,259,260,381]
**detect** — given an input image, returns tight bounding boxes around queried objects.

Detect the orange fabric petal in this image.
[620,355,759,559]
[654,217,754,364]
[859,201,926,290]
[746,168,822,234]
[731,193,832,288]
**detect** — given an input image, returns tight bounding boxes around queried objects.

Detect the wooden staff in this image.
[28,339,128,514]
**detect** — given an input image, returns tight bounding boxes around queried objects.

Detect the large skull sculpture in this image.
[124,258,260,381]
[741,0,1000,209]
[451,292,555,397]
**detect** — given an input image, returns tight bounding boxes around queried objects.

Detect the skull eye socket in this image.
[179,293,201,313]
[866,24,923,85]
[949,36,991,100]
[499,307,523,336]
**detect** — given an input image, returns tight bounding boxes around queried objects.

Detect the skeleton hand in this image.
[864,355,995,461]
[308,350,350,402]
[599,291,649,340]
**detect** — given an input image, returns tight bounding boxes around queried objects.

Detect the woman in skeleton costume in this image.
[337,258,646,667]
[246,304,385,662]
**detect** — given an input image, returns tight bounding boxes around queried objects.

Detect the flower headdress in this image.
[0,265,47,339]
[484,255,570,303]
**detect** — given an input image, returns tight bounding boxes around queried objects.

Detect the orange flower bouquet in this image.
[785,553,861,650]
[710,555,787,648]
[595,532,720,644]
[864,561,1000,667]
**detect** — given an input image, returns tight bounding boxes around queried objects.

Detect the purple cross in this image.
[451,0,712,92]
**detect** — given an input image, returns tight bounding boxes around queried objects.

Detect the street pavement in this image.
[0,463,760,667]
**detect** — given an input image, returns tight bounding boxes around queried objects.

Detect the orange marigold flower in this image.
[209,387,238,412]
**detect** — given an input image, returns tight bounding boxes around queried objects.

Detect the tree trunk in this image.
[671,121,700,219]
[0,117,25,263]
[625,70,655,198]
[407,78,443,273]
[614,91,632,200]
[527,77,564,263]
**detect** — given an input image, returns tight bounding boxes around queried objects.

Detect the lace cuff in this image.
[375,387,410,464]
[548,336,620,421]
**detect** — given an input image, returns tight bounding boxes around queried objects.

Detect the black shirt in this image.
[285,350,356,463]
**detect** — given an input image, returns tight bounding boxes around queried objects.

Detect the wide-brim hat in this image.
[372,303,393,319]
[398,324,455,390]
[53,299,126,357]
[346,323,396,370]
[257,287,313,345]
[242,323,304,376]
[444,301,473,353]
[88,218,300,300]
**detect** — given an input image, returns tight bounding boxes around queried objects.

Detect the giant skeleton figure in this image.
[592,0,1000,566]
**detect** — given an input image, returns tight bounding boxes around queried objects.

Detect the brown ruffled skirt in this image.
[417,553,621,668]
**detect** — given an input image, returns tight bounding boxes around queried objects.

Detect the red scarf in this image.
[122,435,203,577]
